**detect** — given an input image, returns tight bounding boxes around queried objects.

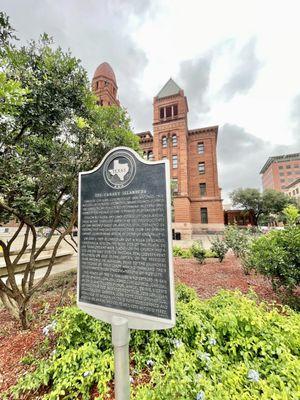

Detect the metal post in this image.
[111,316,130,400]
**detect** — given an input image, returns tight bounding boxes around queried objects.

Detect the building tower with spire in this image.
[92,63,224,238]
[92,62,120,107]
[137,78,224,238]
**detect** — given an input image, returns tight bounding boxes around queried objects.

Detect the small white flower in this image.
[196,390,205,400]
[83,371,92,377]
[51,349,57,356]
[247,369,260,382]
[42,326,50,336]
[197,352,211,362]
[209,338,217,346]
[50,320,57,329]
[42,320,57,336]
[173,339,183,348]
[129,376,134,383]
[146,359,155,367]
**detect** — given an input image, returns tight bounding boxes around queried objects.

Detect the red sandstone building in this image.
[92,62,224,238]
[260,153,300,192]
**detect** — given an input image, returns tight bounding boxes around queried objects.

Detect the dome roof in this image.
[93,62,116,84]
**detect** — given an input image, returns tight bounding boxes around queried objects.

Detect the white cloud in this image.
[2,0,300,196]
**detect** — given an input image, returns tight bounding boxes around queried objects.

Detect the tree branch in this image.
[12,225,30,266]
[55,228,78,253]
[0,239,22,299]
[29,206,77,294]
[7,221,24,251]
[28,225,37,290]
[0,277,15,299]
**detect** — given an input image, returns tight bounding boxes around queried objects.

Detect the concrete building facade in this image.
[260,153,300,192]
[92,63,224,238]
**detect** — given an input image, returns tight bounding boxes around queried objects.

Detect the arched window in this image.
[162,136,167,148]
[172,134,177,147]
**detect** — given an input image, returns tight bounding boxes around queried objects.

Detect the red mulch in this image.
[0,291,65,397]
[174,254,279,303]
[0,255,289,398]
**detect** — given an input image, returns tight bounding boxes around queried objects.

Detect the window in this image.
[172,134,177,147]
[166,106,172,118]
[295,164,299,168]
[280,179,285,183]
[279,166,284,169]
[148,151,154,161]
[96,81,99,90]
[279,172,284,176]
[287,171,292,175]
[198,162,205,174]
[172,178,178,193]
[296,188,299,194]
[199,183,206,196]
[201,208,208,224]
[162,156,167,160]
[172,155,178,169]
[198,142,204,154]
[143,152,147,159]
[286,165,291,169]
[162,136,167,148]
[159,104,178,120]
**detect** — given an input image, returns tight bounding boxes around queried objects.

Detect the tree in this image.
[0,14,140,329]
[230,188,294,225]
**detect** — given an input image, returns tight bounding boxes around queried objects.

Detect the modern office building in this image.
[260,153,300,192]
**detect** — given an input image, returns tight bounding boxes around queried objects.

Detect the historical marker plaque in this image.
[78,147,175,330]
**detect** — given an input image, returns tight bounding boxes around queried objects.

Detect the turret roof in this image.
[93,62,116,83]
[157,78,182,99]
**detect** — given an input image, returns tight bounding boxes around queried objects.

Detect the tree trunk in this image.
[19,303,29,330]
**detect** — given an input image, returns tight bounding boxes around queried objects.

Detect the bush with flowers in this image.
[7,284,300,399]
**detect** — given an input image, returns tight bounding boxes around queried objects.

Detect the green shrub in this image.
[8,287,300,399]
[173,245,192,259]
[173,245,213,260]
[209,236,228,262]
[244,226,300,292]
[282,204,300,226]
[204,249,217,258]
[191,241,206,264]
[224,225,251,258]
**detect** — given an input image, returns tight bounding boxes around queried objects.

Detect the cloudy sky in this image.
[2,0,300,199]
